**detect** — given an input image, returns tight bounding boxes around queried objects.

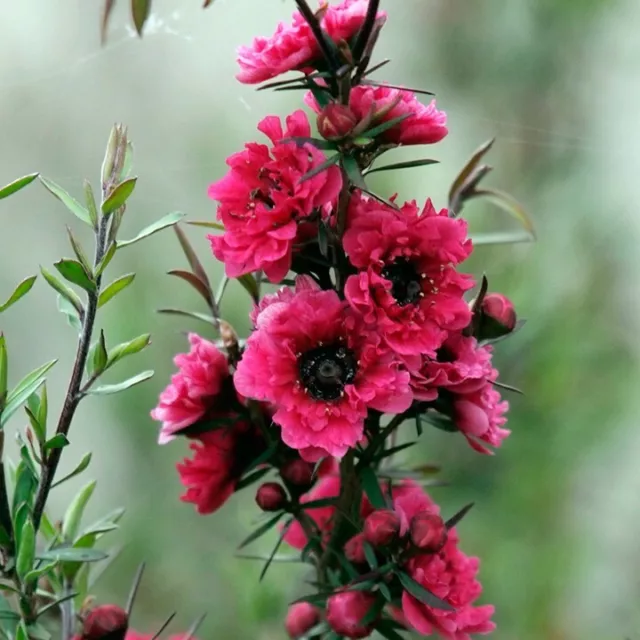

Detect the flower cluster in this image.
[152,1,526,637]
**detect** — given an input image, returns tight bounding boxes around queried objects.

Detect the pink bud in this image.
[255,482,287,512]
[81,605,128,640]
[280,459,314,488]
[326,590,378,638]
[409,512,447,553]
[479,293,517,338]
[344,533,367,565]
[285,602,320,639]
[317,104,359,141]
[363,509,400,548]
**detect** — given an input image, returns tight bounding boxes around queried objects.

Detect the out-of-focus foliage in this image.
[1,1,639,638]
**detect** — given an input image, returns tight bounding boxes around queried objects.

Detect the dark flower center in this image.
[298,345,357,401]
[381,258,422,306]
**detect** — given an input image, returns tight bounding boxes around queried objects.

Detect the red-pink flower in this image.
[326,590,378,638]
[234,280,412,460]
[305,84,448,146]
[412,334,510,453]
[343,194,473,366]
[176,422,265,514]
[236,0,387,85]
[394,483,495,639]
[151,333,231,444]
[208,111,342,283]
[285,602,321,639]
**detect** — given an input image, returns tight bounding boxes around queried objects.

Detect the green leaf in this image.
[467,187,535,236]
[40,266,83,317]
[259,518,292,581]
[25,622,51,640]
[66,226,93,273]
[235,467,270,491]
[157,308,216,326]
[396,570,455,610]
[1,359,57,428]
[0,173,38,200]
[57,293,82,333]
[168,270,213,307]
[0,276,37,313]
[12,467,36,519]
[361,112,412,139]
[98,273,135,308]
[95,242,117,277]
[88,370,153,395]
[101,177,138,215]
[363,541,378,570]
[54,259,96,292]
[37,547,107,563]
[173,225,213,293]
[186,220,224,231]
[43,433,70,452]
[300,498,339,510]
[83,180,99,229]
[52,452,92,489]
[238,512,284,549]
[445,502,474,530]
[38,176,92,226]
[359,466,386,509]
[281,136,336,151]
[376,620,406,640]
[36,590,78,620]
[16,517,35,582]
[342,155,367,190]
[62,480,96,541]
[15,621,28,640]
[117,211,186,248]
[0,335,7,405]
[237,273,260,303]
[448,138,495,209]
[106,334,151,368]
[470,230,534,246]
[366,158,439,175]
[299,153,340,183]
[131,0,151,35]
[89,330,108,375]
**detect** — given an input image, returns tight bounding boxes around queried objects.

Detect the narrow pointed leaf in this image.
[173,225,212,291]
[361,112,412,139]
[126,562,145,616]
[260,518,292,581]
[448,139,495,207]
[157,308,215,326]
[62,480,96,541]
[0,276,37,313]
[117,212,186,248]
[43,434,69,452]
[396,571,455,610]
[470,231,534,246]
[54,259,95,292]
[366,158,439,175]
[183,614,206,640]
[40,267,83,316]
[106,334,151,368]
[101,0,117,44]
[88,370,153,395]
[445,503,474,530]
[168,270,212,307]
[131,0,151,36]
[237,273,259,303]
[102,177,137,215]
[98,273,135,308]
[38,176,91,225]
[468,187,535,236]
[342,155,367,190]
[359,466,385,509]
[83,180,99,229]
[66,227,93,273]
[57,294,82,333]
[0,173,38,200]
[0,334,8,403]
[238,512,284,549]
[299,154,340,183]
[52,453,92,488]
[149,613,176,640]
[37,547,107,563]
[95,242,117,277]
[16,518,35,582]
[186,220,224,231]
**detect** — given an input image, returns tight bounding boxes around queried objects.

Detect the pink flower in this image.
[176,422,265,514]
[478,292,517,339]
[285,602,321,639]
[306,84,448,146]
[236,0,387,85]
[326,590,378,638]
[151,334,231,444]
[234,281,412,459]
[392,483,496,639]
[412,334,510,453]
[343,194,473,365]
[208,111,342,283]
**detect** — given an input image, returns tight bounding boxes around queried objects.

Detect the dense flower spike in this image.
[151,333,232,444]
[235,279,412,459]
[176,422,265,514]
[236,0,387,84]
[343,194,473,365]
[306,84,448,147]
[208,111,342,283]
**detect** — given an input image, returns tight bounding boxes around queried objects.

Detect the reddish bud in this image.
[285,602,320,639]
[363,509,400,548]
[409,512,447,553]
[81,605,128,640]
[280,459,314,488]
[326,590,378,638]
[255,482,287,512]
[317,104,359,141]
[479,293,517,339]
[344,533,367,565]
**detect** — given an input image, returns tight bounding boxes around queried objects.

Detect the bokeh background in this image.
[1,1,639,638]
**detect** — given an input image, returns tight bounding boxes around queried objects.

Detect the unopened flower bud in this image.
[478,293,517,339]
[317,104,359,141]
[326,590,378,638]
[280,459,314,488]
[409,512,447,553]
[81,604,128,640]
[285,602,320,638]
[344,533,367,565]
[255,482,287,512]
[363,509,400,548]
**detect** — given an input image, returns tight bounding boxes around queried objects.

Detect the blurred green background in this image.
[1,1,639,638]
